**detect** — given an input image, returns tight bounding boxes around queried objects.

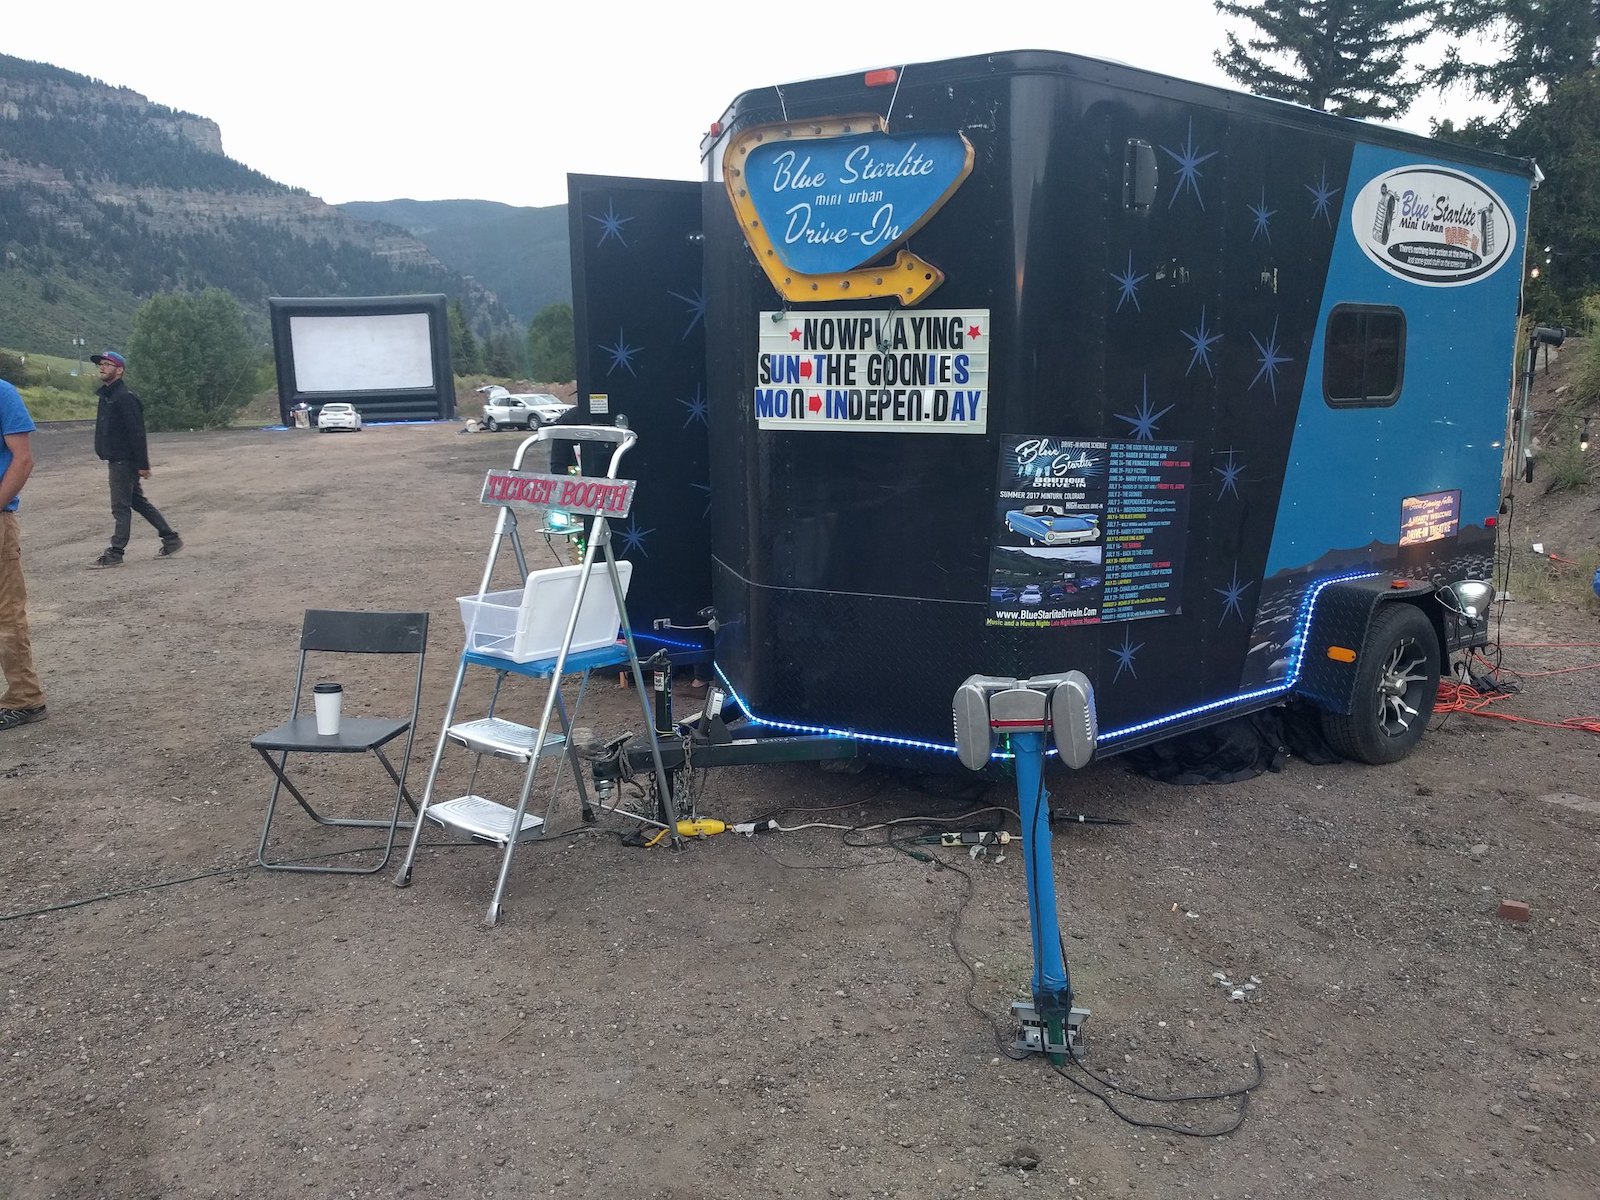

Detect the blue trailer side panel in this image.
[1244,146,1532,689]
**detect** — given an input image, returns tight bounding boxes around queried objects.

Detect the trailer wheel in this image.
[1319,603,1440,765]
[483,415,498,432]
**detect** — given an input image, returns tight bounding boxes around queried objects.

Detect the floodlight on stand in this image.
[949,671,1094,1062]
[1438,578,1495,656]
[1441,579,1494,620]
[1026,671,1098,769]
[952,671,1098,769]
[952,675,1017,769]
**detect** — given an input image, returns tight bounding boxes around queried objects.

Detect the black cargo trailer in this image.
[575,49,1535,771]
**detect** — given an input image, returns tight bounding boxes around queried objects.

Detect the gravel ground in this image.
[1,419,1596,1200]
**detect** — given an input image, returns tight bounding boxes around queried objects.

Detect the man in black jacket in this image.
[91,351,181,567]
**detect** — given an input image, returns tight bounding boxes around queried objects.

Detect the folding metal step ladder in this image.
[395,421,680,925]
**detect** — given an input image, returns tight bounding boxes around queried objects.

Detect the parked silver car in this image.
[477,385,573,431]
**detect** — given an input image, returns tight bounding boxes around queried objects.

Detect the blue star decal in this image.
[691,481,711,518]
[669,287,706,339]
[1110,252,1148,312]
[590,198,632,247]
[1214,448,1245,499]
[1214,564,1252,625]
[1181,306,1221,377]
[1248,319,1292,401]
[1109,629,1144,682]
[1305,165,1342,226]
[601,328,641,376]
[618,517,654,557]
[1248,189,1276,242]
[1160,119,1218,210]
[677,384,708,427]
[1114,377,1174,441]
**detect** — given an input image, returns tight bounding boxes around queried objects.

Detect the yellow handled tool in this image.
[644,818,728,848]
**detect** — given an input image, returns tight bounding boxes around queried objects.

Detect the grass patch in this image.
[1569,331,1600,415]
[1530,332,1596,496]
[231,390,282,427]
[1501,544,1600,610]
[1540,438,1595,494]
[6,344,101,421]
[19,383,98,422]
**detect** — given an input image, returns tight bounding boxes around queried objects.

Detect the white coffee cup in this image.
[312,682,343,736]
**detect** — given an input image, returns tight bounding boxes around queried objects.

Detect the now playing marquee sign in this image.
[754,309,989,434]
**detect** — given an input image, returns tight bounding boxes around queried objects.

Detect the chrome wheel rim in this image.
[1375,637,1429,738]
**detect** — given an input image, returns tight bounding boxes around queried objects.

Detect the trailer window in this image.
[1324,305,1405,407]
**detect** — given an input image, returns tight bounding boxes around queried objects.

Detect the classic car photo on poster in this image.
[989,435,1193,629]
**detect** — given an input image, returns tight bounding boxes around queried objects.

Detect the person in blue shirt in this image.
[0,377,46,731]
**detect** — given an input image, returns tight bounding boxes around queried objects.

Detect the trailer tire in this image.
[1319,602,1440,765]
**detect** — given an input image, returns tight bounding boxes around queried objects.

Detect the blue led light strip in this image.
[715,569,1379,758]
[713,667,959,755]
[634,630,714,651]
[1096,570,1377,743]
[1093,682,1288,743]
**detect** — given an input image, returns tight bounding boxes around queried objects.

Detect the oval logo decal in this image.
[1351,165,1517,286]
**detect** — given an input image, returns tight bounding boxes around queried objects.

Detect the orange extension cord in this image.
[1435,643,1600,734]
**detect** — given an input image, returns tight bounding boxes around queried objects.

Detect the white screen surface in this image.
[289,313,435,393]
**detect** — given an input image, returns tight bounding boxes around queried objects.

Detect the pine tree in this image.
[1433,1,1599,118]
[1213,0,1434,118]
[527,303,575,383]
[448,299,480,374]
[483,332,524,378]
[1512,71,1600,320]
[1430,3,1600,317]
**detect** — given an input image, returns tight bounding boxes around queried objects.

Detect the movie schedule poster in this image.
[987,435,1193,628]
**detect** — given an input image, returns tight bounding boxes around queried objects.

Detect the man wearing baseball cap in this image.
[91,350,181,567]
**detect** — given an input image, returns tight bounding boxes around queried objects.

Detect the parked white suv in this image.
[477,386,573,431]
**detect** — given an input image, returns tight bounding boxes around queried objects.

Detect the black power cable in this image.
[1051,1051,1263,1137]
[0,840,498,924]
[1012,756,1262,1136]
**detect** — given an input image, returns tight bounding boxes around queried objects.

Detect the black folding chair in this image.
[252,610,429,874]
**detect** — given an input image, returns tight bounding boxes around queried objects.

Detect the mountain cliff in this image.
[0,53,519,354]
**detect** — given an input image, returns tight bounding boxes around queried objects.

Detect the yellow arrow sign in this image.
[723,114,971,307]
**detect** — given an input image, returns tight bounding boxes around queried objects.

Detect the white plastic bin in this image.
[457,561,633,663]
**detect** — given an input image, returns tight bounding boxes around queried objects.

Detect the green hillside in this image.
[339,199,572,323]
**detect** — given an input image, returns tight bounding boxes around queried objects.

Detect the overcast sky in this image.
[4,0,1498,210]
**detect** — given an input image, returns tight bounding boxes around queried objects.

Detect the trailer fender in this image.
[1292,577,1445,717]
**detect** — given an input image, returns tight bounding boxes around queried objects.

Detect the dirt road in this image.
[2,421,1596,1199]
